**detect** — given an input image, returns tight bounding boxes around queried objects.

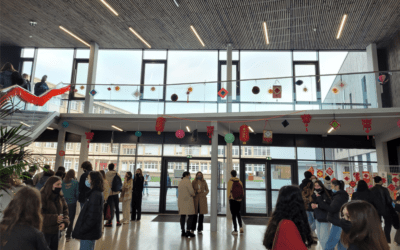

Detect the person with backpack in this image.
[61,169,79,241]
[178,171,196,238]
[105,163,122,227]
[33,165,51,186]
[36,170,55,191]
[78,161,92,209]
[227,170,244,235]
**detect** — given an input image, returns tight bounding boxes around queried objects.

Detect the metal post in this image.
[226,44,233,113]
[226,143,233,219]
[84,42,99,114]
[211,121,218,232]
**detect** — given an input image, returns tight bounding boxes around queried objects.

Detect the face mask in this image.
[52,187,61,194]
[315,188,323,194]
[85,180,91,188]
[136,173,140,176]
[197,176,202,180]
[332,189,337,193]
[312,179,317,183]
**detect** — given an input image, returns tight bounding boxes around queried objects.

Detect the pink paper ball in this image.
[175,129,185,139]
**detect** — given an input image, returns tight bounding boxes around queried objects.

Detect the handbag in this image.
[104,203,111,220]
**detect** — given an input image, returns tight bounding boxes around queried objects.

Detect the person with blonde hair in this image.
[61,169,79,241]
[120,172,133,224]
[191,171,209,234]
[131,168,144,221]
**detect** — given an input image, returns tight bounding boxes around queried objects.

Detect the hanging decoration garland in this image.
[175,129,185,139]
[263,130,273,144]
[225,133,235,143]
[155,117,166,135]
[0,85,71,106]
[301,114,312,132]
[361,119,372,140]
[85,132,94,148]
[206,126,214,144]
[239,124,250,145]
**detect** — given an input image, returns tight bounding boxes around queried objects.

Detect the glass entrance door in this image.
[269,161,295,213]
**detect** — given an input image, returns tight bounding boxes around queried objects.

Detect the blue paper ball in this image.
[62,121,69,128]
[135,131,142,137]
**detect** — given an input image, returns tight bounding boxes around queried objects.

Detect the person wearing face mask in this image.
[131,168,144,221]
[78,161,93,209]
[191,171,209,234]
[40,176,70,250]
[72,171,104,250]
[120,172,133,224]
[299,171,318,242]
[311,175,318,183]
[178,171,196,238]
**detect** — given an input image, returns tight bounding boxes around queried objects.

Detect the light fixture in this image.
[186,126,191,133]
[263,22,270,45]
[190,25,205,47]
[20,121,31,127]
[129,27,151,48]
[328,127,334,134]
[173,0,179,7]
[336,14,347,39]
[248,126,254,133]
[100,0,119,16]
[59,26,90,47]
[47,127,54,130]
[111,125,123,132]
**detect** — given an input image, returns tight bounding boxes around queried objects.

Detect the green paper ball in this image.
[225,133,235,143]
[135,131,142,137]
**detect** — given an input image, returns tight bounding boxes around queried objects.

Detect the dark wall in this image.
[0,46,22,71]
[388,138,400,165]
[377,48,393,108]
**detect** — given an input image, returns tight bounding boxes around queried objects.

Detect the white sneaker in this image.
[232,231,238,235]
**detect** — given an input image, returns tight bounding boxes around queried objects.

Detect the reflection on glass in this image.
[241,146,296,159]
[246,190,267,214]
[163,145,211,157]
[166,161,187,211]
[143,63,164,100]
[295,64,317,102]
[137,144,162,156]
[324,148,377,161]
[271,164,292,189]
[137,156,161,212]
[297,161,324,184]
[271,190,279,211]
[297,147,324,160]
[245,164,265,188]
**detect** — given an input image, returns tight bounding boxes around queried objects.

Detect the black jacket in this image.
[370,185,392,216]
[133,175,144,193]
[1,224,50,250]
[318,190,349,222]
[34,81,49,96]
[310,191,331,222]
[299,178,313,191]
[72,189,103,240]
[351,190,373,204]
[78,171,91,203]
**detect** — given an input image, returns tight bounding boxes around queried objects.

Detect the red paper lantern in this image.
[239,124,249,145]
[301,114,312,132]
[206,126,214,144]
[155,117,166,135]
[175,129,185,139]
[362,119,372,139]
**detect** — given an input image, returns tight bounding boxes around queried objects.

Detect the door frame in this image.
[218,60,240,109]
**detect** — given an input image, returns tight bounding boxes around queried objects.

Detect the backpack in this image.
[111,173,123,192]
[231,180,244,201]
[36,176,50,190]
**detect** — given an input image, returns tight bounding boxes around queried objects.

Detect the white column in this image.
[226,143,233,220]
[84,42,99,114]
[375,136,389,172]
[54,129,66,172]
[366,43,382,108]
[210,121,218,232]
[226,43,233,113]
[77,134,90,180]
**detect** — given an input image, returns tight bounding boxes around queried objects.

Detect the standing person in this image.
[351,180,373,204]
[22,166,37,186]
[120,172,133,224]
[131,168,144,222]
[0,62,24,89]
[324,176,332,190]
[55,170,65,180]
[99,170,110,231]
[370,176,394,243]
[310,180,332,250]
[191,171,209,234]
[33,165,51,186]
[178,171,196,238]
[310,175,318,183]
[34,75,49,96]
[0,186,50,250]
[299,171,317,241]
[40,176,70,250]
[316,180,348,250]
[263,185,314,249]
[0,173,25,221]
[36,169,55,191]
[105,163,122,227]
[143,172,150,196]
[227,170,244,235]
[61,169,79,241]
[78,161,92,209]
[72,171,104,250]
[22,73,32,91]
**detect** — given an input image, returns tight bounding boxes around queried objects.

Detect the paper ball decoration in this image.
[188,87,193,92]
[252,86,260,94]
[175,129,185,139]
[171,94,178,102]
[133,90,141,98]
[303,87,308,92]
[295,80,303,86]
[151,87,156,91]
[107,87,111,91]
[332,88,339,94]
[62,121,69,128]
[218,88,228,98]
[225,133,235,143]
[268,88,273,94]
[135,131,142,137]
[90,89,97,96]
[282,120,289,128]
[80,86,85,90]
[59,150,65,156]
[115,86,120,91]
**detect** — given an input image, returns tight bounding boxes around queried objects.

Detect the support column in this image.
[84,42,99,114]
[211,121,218,232]
[375,137,389,172]
[226,43,233,113]
[226,143,233,220]
[77,134,90,180]
[366,43,382,108]
[54,129,66,172]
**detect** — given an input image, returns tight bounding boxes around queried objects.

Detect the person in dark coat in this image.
[370,176,394,243]
[34,75,50,96]
[299,171,317,241]
[351,180,373,204]
[22,73,32,91]
[317,180,349,250]
[72,171,104,250]
[0,62,25,89]
[131,168,144,221]
[78,161,92,209]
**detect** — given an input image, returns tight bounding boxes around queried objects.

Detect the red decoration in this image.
[239,124,250,145]
[397,119,400,128]
[317,169,324,178]
[326,167,334,176]
[262,130,273,144]
[332,178,337,181]
[362,119,372,140]
[349,181,356,188]
[155,117,166,135]
[85,132,94,148]
[0,85,71,106]
[353,172,361,182]
[272,85,282,98]
[344,176,350,182]
[59,150,65,156]
[206,126,214,144]
[175,129,185,139]
[301,114,312,132]
[392,176,400,186]
[363,171,370,184]
[107,87,111,91]
[218,88,228,98]
[308,167,314,175]
[388,184,396,192]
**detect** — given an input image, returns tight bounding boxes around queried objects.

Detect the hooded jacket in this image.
[300,179,314,212]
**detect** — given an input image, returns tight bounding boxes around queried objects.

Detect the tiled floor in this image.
[59,215,400,250]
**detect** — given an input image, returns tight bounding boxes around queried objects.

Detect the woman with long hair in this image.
[61,169,79,241]
[191,171,209,234]
[121,171,133,224]
[99,170,110,230]
[131,168,144,221]
[351,180,373,204]
[72,171,104,250]
[0,186,49,250]
[178,171,196,238]
[0,172,25,221]
[263,185,313,249]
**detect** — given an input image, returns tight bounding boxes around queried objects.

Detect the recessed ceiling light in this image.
[47,127,54,130]
[190,25,205,47]
[59,26,90,47]
[100,0,119,16]
[186,126,191,132]
[111,125,123,132]
[263,22,270,45]
[129,27,151,48]
[336,14,347,39]
[173,0,179,7]
[248,126,254,133]
[328,127,334,133]
[20,121,31,127]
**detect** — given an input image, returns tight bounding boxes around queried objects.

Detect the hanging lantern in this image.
[295,80,303,86]
[85,132,94,148]
[115,86,121,91]
[329,119,341,130]
[303,87,308,92]
[155,117,166,135]
[263,130,273,144]
[80,86,85,90]
[225,133,235,144]
[107,87,111,91]
[362,119,372,140]
[252,86,260,94]
[332,87,339,94]
[135,131,142,137]
[301,114,312,132]
[268,88,273,94]
[206,126,214,144]
[175,129,185,139]
[188,87,193,93]
[62,121,69,128]
[240,124,250,145]
[151,87,156,91]
[218,88,228,98]
[171,94,178,102]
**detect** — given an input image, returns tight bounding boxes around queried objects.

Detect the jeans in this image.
[229,200,243,231]
[192,203,204,231]
[131,191,143,220]
[382,214,392,243]
[44,232,60,250]
[180,215,195,232]
[306,211,316,232]
[315,221,331,250]
[107,195,120,223]
[80,240,96,250]
[143,182,148,195]
[66,203,77,238]
[325,224,346,250]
